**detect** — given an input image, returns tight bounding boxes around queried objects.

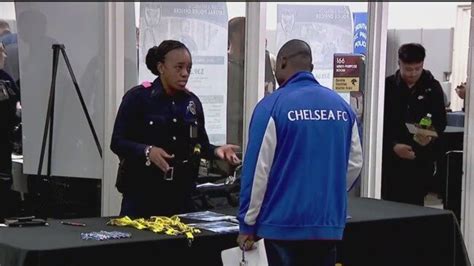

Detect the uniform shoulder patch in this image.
[141,81,152,89]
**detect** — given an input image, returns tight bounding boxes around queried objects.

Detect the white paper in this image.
[189,221,239,233]
[196,182,225,188]
[405,123,417,134]
[405,123,438,137]
[221,239,268,266]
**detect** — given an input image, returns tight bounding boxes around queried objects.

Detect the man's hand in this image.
[237,234,255,251]
[215,144,241,165]
[393,143,416,160]
[414,134,432,146]
[149,147,175,172]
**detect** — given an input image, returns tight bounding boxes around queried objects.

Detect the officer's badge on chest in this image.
[187,101,197,116]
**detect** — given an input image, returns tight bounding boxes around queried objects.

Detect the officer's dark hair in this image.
[146,40,190,76]
[398,43,425,64]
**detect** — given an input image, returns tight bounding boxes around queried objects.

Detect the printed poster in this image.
[139,2,228,144]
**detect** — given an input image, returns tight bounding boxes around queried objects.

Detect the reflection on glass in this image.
[136,2,246,176]
[138,2,232,145]
[227,16,245,148]
[265,2,368,197]
[382,3,469,215]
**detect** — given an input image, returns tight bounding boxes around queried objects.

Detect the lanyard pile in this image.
[108,215,201,244]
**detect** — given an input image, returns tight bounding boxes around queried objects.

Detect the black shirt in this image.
[110,77,217,194]
[383,70,447,158]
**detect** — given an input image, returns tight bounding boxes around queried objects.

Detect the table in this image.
[0,197,470,266]
[340,197,470,266]
[447,112,465,127]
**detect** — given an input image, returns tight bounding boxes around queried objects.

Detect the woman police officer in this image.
[111,40,240,217]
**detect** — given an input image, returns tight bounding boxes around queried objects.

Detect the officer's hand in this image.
[393,144,416,160]
[237,233,255,251]
[149,147,175,172]
[215,145,241,165]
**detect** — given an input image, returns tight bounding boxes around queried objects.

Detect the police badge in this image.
[187,101,197,116]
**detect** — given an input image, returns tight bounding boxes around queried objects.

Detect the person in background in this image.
[227,17,245,148]
[455,81,468,112]
[265,38,277,96]
[0,19,17,46]
[111,40,240,217]
[455,81,467,100]
[382,43,447,206]
[237,39,363,265]
[0,20,19,85]
[0,43,20,220]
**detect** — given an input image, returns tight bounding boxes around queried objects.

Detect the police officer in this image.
[0,43,20,219]
[382,43,447,206]
[111,40,240,217]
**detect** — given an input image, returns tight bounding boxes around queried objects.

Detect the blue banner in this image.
[353,12,368,56]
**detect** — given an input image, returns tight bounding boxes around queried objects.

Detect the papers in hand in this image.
[11,154,23,163]
[196,182,225,188]
[221,239,268,266]
[405,123,438,137]
[189,221,239,233]
[178,211,236,222]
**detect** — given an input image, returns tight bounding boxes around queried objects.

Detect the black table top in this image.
[0,197,456,251]
[0,197,469,266]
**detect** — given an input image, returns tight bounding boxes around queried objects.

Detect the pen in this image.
[61,221,86,227]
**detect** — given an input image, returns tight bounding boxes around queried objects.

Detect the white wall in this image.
[0,2,15,20]
[16,3,106,179]
[388,2,468,29]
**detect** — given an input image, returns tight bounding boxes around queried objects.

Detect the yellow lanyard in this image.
[108,215,201,243]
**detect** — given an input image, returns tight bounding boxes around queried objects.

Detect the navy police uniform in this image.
[382,69,447,205]
[111,77,217,217]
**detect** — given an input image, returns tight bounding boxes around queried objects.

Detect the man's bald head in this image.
[275,39,313,86]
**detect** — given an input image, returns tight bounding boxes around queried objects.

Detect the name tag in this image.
[190,125,198,139]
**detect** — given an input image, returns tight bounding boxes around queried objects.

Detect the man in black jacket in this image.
[382,43,447,206]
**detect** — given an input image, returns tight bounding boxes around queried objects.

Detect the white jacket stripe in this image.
[244,117,277,225]
[347,120,363,191]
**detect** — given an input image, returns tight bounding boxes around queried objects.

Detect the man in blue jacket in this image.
[237,39,363,265]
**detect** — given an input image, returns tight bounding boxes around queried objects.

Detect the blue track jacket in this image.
[238,71,363,240]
